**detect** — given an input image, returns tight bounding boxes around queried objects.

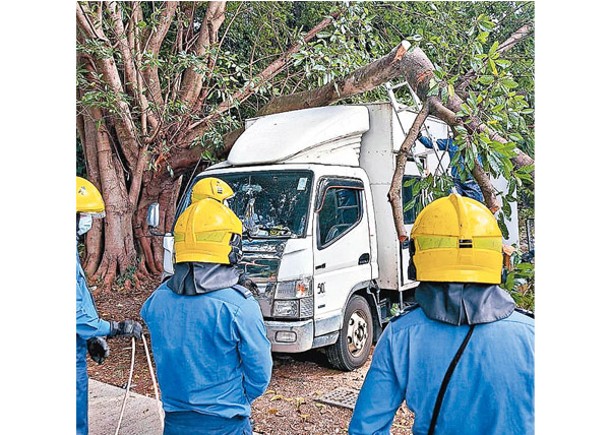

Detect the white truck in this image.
[153,102,518,371]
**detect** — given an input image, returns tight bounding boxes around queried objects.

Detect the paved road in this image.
[89,379,163,435]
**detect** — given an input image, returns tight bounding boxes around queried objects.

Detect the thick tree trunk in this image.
[257,41,412,117]
[134,173,182,278]
[87,105,138,292]
[78,2,343,288]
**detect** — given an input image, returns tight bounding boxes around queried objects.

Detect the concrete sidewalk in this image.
[89,379,163,435]
[89,380,263,434]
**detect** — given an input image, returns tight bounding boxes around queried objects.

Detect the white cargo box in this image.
[228,106,370,167]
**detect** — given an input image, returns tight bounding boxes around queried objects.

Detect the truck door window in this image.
[318,187,362,248]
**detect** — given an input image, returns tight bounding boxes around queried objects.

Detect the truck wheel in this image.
[327,295,373,371]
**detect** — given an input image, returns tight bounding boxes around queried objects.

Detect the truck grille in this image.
[300,296,314,318]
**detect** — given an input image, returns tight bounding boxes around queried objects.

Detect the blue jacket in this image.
[349,307,534,435]
[77,249,111,339]
[418,135,483,179]
[417,136,484,202]
[76,247,111,435]
[140,279,272,419]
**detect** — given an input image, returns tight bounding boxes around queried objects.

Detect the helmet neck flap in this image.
[167,262,241,296]
[415,282,515,326]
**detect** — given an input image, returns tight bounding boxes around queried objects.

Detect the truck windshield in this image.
[201,170,313,238]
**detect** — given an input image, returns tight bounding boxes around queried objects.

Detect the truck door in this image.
[313,178,372,335]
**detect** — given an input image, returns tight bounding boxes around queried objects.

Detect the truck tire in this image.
[327,295,373,371]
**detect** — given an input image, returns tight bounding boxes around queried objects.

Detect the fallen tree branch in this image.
[388,100,430,242]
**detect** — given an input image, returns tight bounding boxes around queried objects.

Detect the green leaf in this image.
[500,78,519,89]
[495,59,512,68]
[489,58,498,76]
[489,40,499,57]
[478,75,494,85]
[448,83,454,97]
[476,31,489,43]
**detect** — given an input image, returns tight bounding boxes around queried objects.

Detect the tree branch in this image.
[77,3,142,172]
[221,40,414,153]
[141,1,179,108]
[256,41,413,117]
[403,48,535,181]
[186,10,342,133]
[179,1,226,106]
[456,23,533,95]
[106,2,159,137]
[388,100,430,242]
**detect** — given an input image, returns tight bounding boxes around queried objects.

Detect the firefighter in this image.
[140,196,272,435]
[191,176,235,203]
[417,134,484,204]
[349,193,534,435]
[76,176,143,435]
[191,176,261,296]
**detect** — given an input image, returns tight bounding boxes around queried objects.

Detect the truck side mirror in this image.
[147,203,160,228]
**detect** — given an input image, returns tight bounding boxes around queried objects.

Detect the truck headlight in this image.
[274,278,313,299]
[272,300,299,317]
[272,297,314,318]
[271,278,314,319]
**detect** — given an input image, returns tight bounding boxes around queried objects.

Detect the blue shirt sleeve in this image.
[435,138,452,152]
[349,322,406,435]
[76,254,111,339]
[419,136,454,153]
[418,135,433,149]
[234,298,273,403]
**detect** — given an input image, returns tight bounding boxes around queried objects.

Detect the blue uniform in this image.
[349,307,534,435]
[418,135,484,203]
[76,248,111,435]
[141,279,272,434]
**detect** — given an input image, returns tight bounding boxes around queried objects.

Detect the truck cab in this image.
[156,103,519,371]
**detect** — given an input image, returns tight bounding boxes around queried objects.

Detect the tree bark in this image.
[257,41,413,117]
[179,1,226,106]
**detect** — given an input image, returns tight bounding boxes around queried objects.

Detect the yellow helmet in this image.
[76,176,105,214]
[174,198,243,265]
[191,177,235,203]
[409,193,503,284]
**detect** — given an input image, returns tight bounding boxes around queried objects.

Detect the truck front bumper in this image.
[264,319,314,353]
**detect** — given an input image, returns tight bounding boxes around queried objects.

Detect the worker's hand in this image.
[87,337,109,364]
[238,273,260,296]
[108,319,143,340]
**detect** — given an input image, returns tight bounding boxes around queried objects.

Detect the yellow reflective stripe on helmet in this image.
[195,231,226,242]
[416,235,502,251]
[473,238,502,252]
[174,233,185,242]
[416,236,458,251]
